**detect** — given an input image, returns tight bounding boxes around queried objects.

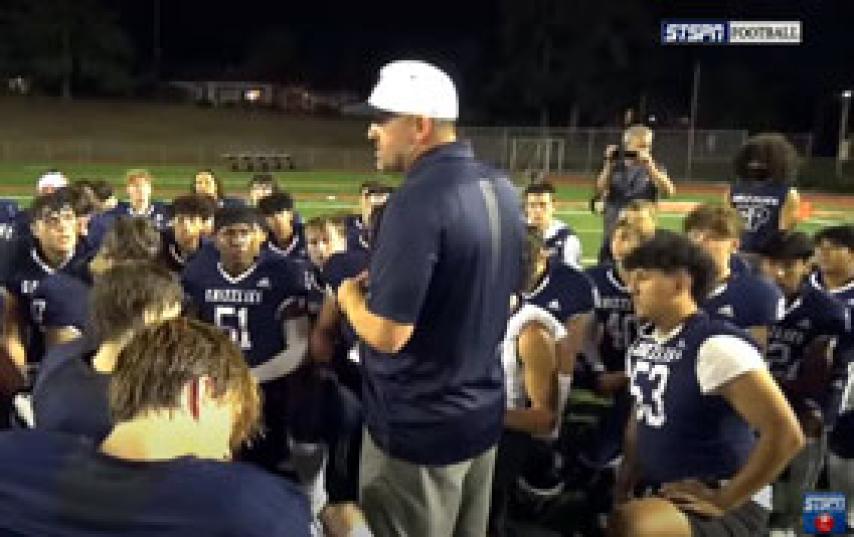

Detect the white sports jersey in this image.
[502,304,567,439]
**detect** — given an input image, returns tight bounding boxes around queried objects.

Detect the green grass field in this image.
[1,162,850,266]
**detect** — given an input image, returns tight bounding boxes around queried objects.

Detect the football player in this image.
[524,181,582,268]
[757,231,851,534]
[610,230,803,537]
[684,203,784,351]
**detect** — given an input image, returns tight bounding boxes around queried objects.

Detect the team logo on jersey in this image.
[736,204,771,232]
[547,299,561,311]
[717,305,735,317]
[257,277,271,289]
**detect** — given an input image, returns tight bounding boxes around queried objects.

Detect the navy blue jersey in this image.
[0,198,17,222]
[0,430,312,536]
[112,201,172,230]
[524,259,596,326]
[160,228,217,273]
[32,336,111,442]
[218,196,246,209]
[810,272,854,455]
[543,221,582,268]
[809,271,854,308]
[262,226,308,262]
[32,271,91,334]
[4,244,90,363]
[729,181,790,253]
[182,255,320,370]
[321,250,369,293]
[767,282,850,387]
[729,253,752,275]
[628,313,760,486]
[0,199,18,240]
[702,271,784,331]
[585,264,637,373]
[344,215,370,253]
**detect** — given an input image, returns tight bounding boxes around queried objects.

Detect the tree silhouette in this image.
[486,0,665,126]
[0,0,133,98]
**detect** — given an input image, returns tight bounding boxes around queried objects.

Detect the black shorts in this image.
[684,500,769,537]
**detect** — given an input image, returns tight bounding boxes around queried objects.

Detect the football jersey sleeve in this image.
[696,334,766,394]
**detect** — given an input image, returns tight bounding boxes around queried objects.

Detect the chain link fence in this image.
[459,127,815,183]
[0,128,816,184]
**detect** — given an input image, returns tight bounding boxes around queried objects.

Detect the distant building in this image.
[167,80,358,113]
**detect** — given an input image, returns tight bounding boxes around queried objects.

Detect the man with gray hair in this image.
[337,60,525,536]
[594,124,674,262]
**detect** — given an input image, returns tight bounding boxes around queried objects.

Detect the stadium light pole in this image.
[153,0,162,84]
[685,61,701,180]
[837,90,852,178]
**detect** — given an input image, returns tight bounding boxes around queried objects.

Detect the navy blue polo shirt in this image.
[362,141,525,465]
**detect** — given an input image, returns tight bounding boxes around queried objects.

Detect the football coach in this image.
[337,60,526,536]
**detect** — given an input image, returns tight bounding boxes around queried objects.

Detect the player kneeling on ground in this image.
[609,230,803,537]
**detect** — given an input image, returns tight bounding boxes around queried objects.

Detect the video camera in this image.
[606,146,638,161]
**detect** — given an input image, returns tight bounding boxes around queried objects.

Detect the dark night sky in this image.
[103,0,854,149]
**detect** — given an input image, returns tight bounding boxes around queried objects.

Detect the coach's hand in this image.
[659,479,727,518]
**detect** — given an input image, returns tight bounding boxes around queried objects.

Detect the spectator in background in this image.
[727,133,802,264]
[337,59,525,536]
[524,181,582,267]
[193,169,245,209]
[0,317,316,536]
[248,173,280,206]
[112,169,171,230]
[594,125,674,263]
[345,181,392,253]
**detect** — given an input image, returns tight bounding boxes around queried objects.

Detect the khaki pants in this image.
[360,430,496,537]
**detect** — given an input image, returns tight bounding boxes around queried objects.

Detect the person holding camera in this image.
[594,125,674,263]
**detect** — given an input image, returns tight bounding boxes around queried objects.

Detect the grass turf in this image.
[0,163,848,266]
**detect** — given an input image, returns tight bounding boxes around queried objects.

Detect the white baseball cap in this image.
[366,60,459,120]
[36,171,68,192]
